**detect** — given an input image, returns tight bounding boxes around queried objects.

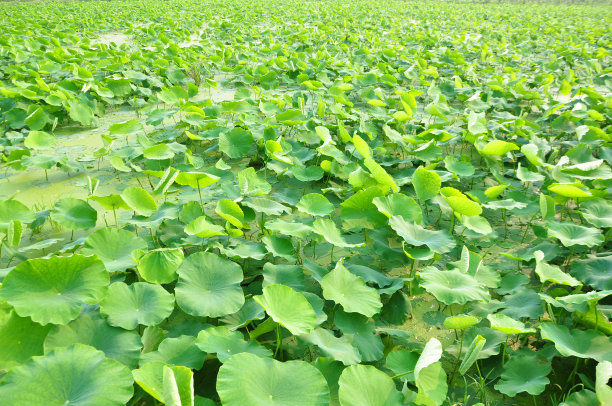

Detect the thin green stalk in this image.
[274,324,283,360]
[448,330,464,385]
[502,336,509,367]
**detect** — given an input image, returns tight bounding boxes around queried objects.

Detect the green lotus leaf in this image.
[174,172,220,189]
[480,139,519,156]
[571,255,612,290]
[460,214,493,235]
[0,255,108,325]
[444,156,475,178]
[300,327,362,365]
[185,216,226,239]
[24,107,49,130]
[0,309,52,370]
[534,250,581,286]
[68,99,94,126]
[217,238,267,260]
[334,310,383,362]
[386,349,419,382]
[415,362,448,406]
[0,344,133,405]
[254,284,317,335]
[89,194,130,211]
[196,326,272,362]
[321,261,382,317]
[220,299,265,331]
[443,315,480,330]
[540,323,612,362]
[548,183,591,198]
[243,197,290,216]
[100,282,174,330]
[547,221,604,247]
[581,200,612,228]
[444,195,482,216]
[339,186,388,230]
[109,156,131,172]
[297,193,334,216]
[291,165,324,182]
[389,216,455,254]
[487,313,535,335]
[217,353,329,405]
[262,263,304,290]
[121,186,157,216]
[137,248,184,284]
[373,193,422,223]
[44,313,141,368]
[219,127,254,158]
[238,167,272,196]
[109,119,143,136]
[596,361,612,405]
[24,130,56,149]
[262,236,297,262]
[82,227,148,272]
[140,335,206,369]
[133,361,194,405]
[51,198,97,230]
[494,354,551,397]
[412,166,441,201]
[459,335,486,375]
[0,200,36,230]
[312,218,363,248]
[144,143,175,160]
[338,364,402,406]
[175,252,244,317]
[419,266,490,305]
[482,199,527,210]
[267,219,313,238]
[216,198,244,228]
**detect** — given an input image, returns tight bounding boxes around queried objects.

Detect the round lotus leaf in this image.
[443,315,480,330]
[140,335,206,369]
[0,199,36,229]
[217,352,329,405]
[389,216,455,254]
[494,354,551,397]
[100,282,175,330]
[540,323,612,362]
[254,284,318,335]
[0,344,134,405]
[320,261,382,318]
[121,186,157,216]
[487,313,535,335]
[44,313,142,368]
[137,248,184,284]
[547,221,604,248]
[571,255,612,290]
[297,193,334,216]
[195,326,272,363]
[24,130,56,149]
[51,198,97,230]
[215,198,244,228]
[419,267,490,305]
[412,166,441,202]
[0,255,108,325]
[82,227,148,272]
[132,361,194,405]
[338,364,402,406]
[175,252,244,318]
[219,127,254,158]
[0,310,52,370]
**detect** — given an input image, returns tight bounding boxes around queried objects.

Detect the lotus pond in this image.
[0,0,611,405]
